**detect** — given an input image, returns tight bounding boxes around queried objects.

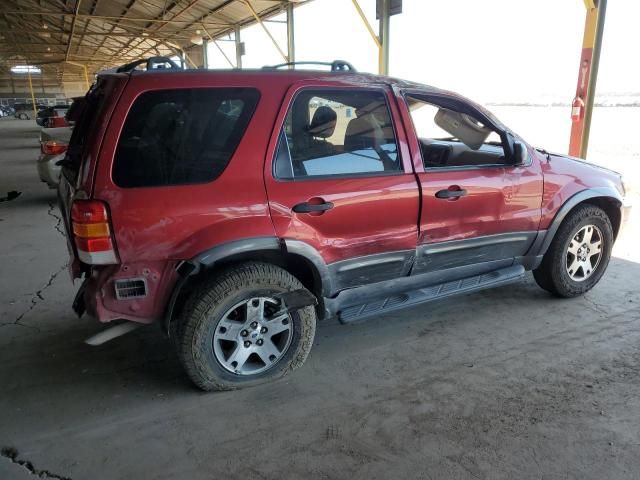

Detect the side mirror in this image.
[512,141,528,165]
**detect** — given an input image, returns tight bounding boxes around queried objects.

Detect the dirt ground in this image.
[1,116,640,479]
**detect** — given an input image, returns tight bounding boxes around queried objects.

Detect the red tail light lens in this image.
[75,237,114,253]
[71,200,117,264]
[72,200,108,224]
[49,117,68,127]
[41,140,68,155]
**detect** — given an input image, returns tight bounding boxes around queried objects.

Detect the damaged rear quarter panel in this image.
[85,261,178,324]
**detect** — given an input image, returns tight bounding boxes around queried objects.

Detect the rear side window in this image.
[63,86,107,183]
[274,89,401,180]
[113,88,260,188]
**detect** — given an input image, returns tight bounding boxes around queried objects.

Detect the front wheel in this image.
[174,263,317,391]
[533,204,613,297]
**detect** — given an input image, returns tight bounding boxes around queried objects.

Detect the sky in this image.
[207,0,640,104]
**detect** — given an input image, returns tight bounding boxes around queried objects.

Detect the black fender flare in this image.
[534,187,623,258]
[162,237,332,334]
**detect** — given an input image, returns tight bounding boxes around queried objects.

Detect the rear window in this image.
[63,84,108,183]
[112,88,260,188]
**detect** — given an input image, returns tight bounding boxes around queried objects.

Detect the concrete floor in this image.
[1,117,640,480]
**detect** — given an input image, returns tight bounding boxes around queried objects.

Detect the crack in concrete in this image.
[0,199,68,330]
[2,264,68,330]
[47,201,65,238]
[583,294,609,317]
[1,447,71,480]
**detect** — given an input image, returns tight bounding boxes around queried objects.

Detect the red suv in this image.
[58,57,630,391]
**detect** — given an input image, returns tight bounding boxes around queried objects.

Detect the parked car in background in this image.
[14,103,46,120]
[37,105,70,127]
[13,103,31,119]
[64,97,85,126]
[38,126,72,188]
[57,57,630,391]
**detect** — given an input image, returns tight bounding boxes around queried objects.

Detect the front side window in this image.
[406,95,506,169]
[113,88,260,188]
[274,89,401,179]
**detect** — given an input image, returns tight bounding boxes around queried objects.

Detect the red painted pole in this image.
[569,0,607,159]
[568,6,597,157]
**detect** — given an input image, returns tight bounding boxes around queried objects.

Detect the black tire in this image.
[173,262,317,391]
[533,204,613,297]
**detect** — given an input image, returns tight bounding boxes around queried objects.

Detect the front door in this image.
[397,90,543,275]
[264,84,420,294]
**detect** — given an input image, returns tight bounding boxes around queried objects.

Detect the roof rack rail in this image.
[116,56,182,73]
[262,60,356,72]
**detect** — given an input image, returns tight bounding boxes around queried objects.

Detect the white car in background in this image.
[37,126,72,188]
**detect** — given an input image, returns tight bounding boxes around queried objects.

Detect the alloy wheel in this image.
[213,296,293,375]
[566,224,603,282]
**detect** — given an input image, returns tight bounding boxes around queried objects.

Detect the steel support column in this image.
[350,0,385,75]
[202,24,235,68]
[234,26,242,68]
[378,0,390,75]
[569,0,607,158]
[27,69,37,120]
[286,2,295,65]
[203,38,209,69]
[83,64,90,90]
[66,60,91,91]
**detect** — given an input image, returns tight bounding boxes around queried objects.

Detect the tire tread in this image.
[533,204,613,297]
[174,262,316,391]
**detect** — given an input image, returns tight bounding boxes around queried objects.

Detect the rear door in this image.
[91,74,272,264]
[396,90,543,275]
[264,83,420,293]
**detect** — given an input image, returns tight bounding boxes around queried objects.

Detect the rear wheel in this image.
[533,204,613,297]
[174,262,317,391]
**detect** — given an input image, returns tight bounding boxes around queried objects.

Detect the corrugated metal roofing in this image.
[0,0,300,80]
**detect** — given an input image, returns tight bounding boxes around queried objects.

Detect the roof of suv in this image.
[98,66,436,92]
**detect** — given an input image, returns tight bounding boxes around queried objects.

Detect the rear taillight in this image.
[41,140,68,155]
[71,200,118,265]
[49,116,68,127]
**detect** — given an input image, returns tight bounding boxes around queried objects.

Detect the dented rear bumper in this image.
[74,261,179,324]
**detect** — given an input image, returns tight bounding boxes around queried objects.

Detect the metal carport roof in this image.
[0,0,303,80]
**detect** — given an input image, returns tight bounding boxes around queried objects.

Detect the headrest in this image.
[307,106,337,139]
[344,113,382,152]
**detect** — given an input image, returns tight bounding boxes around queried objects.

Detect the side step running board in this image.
[338,265,525,324]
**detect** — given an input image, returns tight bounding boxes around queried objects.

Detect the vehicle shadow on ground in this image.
[2,318,191,395]
[3,257,639,401]
[0,191,56,208]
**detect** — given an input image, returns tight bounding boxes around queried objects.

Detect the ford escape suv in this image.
[58,57,630,391]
